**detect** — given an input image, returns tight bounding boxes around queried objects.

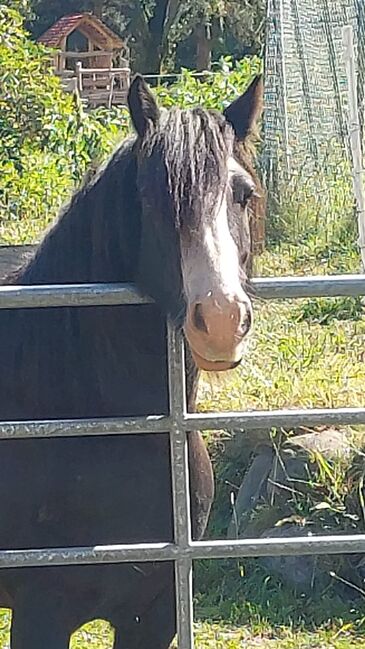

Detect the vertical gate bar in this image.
[167,321,194,649]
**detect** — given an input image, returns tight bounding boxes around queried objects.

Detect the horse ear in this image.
[224,75,264,142]
[128,74,160,138]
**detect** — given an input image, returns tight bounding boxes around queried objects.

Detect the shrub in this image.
[0,6,128,241]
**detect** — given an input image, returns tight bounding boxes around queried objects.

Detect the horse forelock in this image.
[140,107,235,226]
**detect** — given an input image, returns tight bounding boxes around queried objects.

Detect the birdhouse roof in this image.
[37,13,125,50]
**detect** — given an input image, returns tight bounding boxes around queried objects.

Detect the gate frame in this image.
[1,273,365,648]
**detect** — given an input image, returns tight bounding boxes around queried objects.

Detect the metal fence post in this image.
[167,322,194,649]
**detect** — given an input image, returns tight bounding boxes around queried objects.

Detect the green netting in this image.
[263,0,362,189]
[357,0,365,135]
[261,0,365,266]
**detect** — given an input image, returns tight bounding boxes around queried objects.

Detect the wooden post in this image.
[343,25,365,271]
[76,61,83,93]
[59,37,67,71]
[356,0,365,142]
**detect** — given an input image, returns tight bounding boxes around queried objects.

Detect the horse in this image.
[0,74,264,648]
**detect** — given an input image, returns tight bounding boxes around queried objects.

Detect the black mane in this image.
[11,137,139,286]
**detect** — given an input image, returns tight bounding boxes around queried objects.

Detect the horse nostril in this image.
[192,303,208,333]
[241,304,252,336]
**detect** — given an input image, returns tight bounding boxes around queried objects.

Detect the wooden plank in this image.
[59,50,113,60]
[0,245,35,281]
[86,92,128,107]
[82,76,112,83]
[82,80,112,89]
[82,75,111,81]
[80,67,130,74]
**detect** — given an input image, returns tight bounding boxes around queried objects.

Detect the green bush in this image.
[154,57,262,110]
[0,6,128,242]
[0,38,261,243]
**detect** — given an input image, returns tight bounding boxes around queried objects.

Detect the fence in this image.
[1,274,365,648]
[75,62,130,108]
[263,0,360,180]
[262,0,364,252]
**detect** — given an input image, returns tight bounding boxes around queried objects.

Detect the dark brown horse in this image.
[0,74,263,648]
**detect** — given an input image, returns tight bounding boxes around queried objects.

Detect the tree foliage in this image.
[27,0,265,73]
[1,7,260,243]
[154,56,262,110]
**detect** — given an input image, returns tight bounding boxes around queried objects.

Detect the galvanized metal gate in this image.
[1,273,365,649]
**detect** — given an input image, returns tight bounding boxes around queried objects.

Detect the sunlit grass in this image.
[197,298,365,414]
[192,621,365,648]
[0,612,364,648]
[71,620,114,648]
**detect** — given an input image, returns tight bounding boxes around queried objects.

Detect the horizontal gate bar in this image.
[1,407,365,438]
[1,534,365,569]
[250,273,365,298]
[0,274,364,309]
[0,283,152,309]
[186,407,365,430]
[0,416,171,438]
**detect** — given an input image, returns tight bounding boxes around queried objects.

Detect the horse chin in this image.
[190,349,242,372]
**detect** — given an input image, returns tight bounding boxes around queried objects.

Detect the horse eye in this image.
[231,176,255,206]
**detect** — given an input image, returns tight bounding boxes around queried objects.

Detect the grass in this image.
[0,612,364,648]
[191,194,365,646]
[192,622,365,648]
[0,616,365,648]
[0,131,364,645]
[198,296,365,413]
[197,235,365,415]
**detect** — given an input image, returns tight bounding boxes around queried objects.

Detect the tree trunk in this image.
[195,23,212,72]
[141,37,163,74]
[141,0,171,74]
[93,0,103,18]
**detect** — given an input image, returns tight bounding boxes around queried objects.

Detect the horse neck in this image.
[12,140,200,410]
[18,142,139,286]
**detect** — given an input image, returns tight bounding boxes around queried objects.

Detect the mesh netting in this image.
[262,0,363,202]
[357,0,365,134]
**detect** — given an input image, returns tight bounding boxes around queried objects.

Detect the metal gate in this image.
[1,273,365,649]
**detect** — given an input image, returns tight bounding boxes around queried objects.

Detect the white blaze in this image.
[181,191,248,305]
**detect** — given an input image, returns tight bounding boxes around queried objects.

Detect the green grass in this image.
[0,612,364,647]
[1,102,364,646]
[198,297,365,413]
[192,622,365,648]
[0,611,364,647]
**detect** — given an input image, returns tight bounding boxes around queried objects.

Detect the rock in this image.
[259,524,320,592]
[228,429,359,536]
[226,428,363,570]
[266,429,357,504]
[286,428,355,460]
[223,427,365,598]
[227,445,273,538]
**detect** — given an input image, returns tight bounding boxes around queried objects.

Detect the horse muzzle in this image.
[184,293,252,372]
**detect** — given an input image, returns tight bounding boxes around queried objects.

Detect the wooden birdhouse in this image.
[37,13,130,107]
